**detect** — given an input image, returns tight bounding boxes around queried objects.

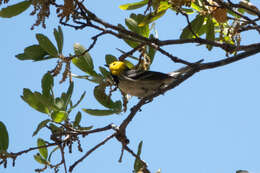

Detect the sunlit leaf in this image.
[191,1,201,12]
[119,0,148,10]
[34,153,48,165]
[37,138,48,159]
[126,14,150,37]
[138,10,167,27]
[0,121,9,152]
[51,111,68,123]
[36,34,58,57]
[0,1,31,18]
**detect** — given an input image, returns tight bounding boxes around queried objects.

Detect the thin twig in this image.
[69,133,116,172]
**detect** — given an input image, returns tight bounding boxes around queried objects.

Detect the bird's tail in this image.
[168,60,203,78]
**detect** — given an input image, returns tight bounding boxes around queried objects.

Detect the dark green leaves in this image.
[180,15,205,39]
[73,112,82,128]
[94,85,121,110]
[119,0,148,10]
[42,73,54,98]
[61,82,74,111]
[0,121,9,152]
[15,45,50,61]
[21,89,50,114]
[105,54,118,65]
[206,17,215,50]
[73,43,96,76]
[83,84,122,116]
[53,26,64,54]
[0,1,31,18]
[83,109,119,116]
[36,34,58,57]
[16,26,63,61]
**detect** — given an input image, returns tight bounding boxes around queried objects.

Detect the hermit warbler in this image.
[109,61,190,98]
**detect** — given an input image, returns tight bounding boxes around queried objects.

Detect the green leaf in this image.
[94,85,122,110]
[206,17,215,50]
[118,24,140,48]
[0,121,9,152]
[134,141,143,172]
[37,138,48,159]
[0,1,31,18]
[78,126,93,131]
[51,111,68,123]
[139,10,167,27]
[41,72,54,98]
[15,45,51,61]
[119,0,148,10]
[83,109,119,116]
[34,153,48,165]
[180,15,205,39]
[21,89,50,114]
[53,26,64,54]
[36,34,58,57]
[33,119,51,136]
[73,112,82,128]
[49,123,63,134]
[99,66,112,81]
[61,82,74,111]
[73,43,96,75]
[126,14,150,37]
[105,54,118,65]
[191,1,201,12]
[147,34,156,65]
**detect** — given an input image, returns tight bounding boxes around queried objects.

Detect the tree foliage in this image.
[0,0,260,172]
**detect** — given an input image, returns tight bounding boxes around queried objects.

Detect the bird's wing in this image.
[125,70,171,81]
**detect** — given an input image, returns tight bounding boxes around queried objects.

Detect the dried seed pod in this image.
[212,8,227,23]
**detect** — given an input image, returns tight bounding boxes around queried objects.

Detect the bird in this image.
[108,61,192,98]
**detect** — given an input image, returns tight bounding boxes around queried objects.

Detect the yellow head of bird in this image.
[109,61,127,76]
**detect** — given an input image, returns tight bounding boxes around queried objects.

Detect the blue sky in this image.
[1,0,260,173]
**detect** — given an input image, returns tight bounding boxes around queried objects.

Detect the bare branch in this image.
[69,133,116,172]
